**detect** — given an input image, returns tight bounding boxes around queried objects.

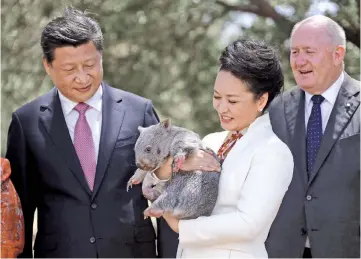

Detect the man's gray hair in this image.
[291,15,346,49]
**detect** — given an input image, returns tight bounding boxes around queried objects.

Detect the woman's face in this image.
[213,71,267,132]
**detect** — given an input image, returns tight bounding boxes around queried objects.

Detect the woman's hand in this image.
[181,150,221,172]
[162,213,180,233]
[154,149,221,180]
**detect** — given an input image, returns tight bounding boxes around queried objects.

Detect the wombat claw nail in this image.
[126,183,132,192]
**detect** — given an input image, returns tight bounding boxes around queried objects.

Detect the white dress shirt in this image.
[303,72,343,248]
[58,86,103,162]
[304,72,344,133]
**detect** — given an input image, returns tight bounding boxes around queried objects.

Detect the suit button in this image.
[301,228,307,235]
[90,237,96,243]
[306,195,312,201]
[91,203,97,209]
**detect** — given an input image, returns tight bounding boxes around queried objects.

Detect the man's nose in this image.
[75,70,89,84]
[294,55,307,66]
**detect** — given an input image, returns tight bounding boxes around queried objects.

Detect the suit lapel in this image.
[285,88,308,188]
[284,88,302,138]
[92,83,125,199]
[308,74,360,184]
[39,89,92,195]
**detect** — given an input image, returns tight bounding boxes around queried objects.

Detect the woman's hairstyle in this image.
[219,39,284,111]
[41,6,103,64]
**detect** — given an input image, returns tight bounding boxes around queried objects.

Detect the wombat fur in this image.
[127,119,220,219]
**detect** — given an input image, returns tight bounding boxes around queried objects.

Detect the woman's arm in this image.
[177,143,294,247]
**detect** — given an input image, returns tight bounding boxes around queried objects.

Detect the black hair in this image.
[219,39,284,111]
[41,6,103,64]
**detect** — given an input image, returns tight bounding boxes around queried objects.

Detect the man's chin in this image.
[71,85,100,102]
[65,92,95,103]
[298,83,315,92]
[295,79,315,90]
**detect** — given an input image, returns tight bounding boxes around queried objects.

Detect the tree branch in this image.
[215,0,260,15]
[215,0,294,38]
[215,0,360,47]
[331,15,360,48]
[251,0,287,22]
[343,25,360,47]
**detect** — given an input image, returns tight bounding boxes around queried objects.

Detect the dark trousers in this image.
[303,248,312,258]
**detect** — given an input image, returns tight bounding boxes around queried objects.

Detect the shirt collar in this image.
[58,85,103,116]
[305,72,344,106]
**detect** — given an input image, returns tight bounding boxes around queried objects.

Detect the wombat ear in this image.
[160,118,171,129]
[138,126,145,133]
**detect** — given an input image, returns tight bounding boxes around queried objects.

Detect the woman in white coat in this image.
[158,39,294,258]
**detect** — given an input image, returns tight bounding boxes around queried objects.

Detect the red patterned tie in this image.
[217,131,243,164]
[74,103,96,191]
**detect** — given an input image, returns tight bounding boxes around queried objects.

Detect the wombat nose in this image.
[136,161,153,171]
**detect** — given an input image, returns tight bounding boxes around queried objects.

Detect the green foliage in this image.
[1,0,359,155]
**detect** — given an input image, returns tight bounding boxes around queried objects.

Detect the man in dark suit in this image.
[266,15,360,258]
[6,7,179,258]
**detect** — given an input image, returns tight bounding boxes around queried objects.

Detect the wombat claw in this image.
[126,182,133,192]
[126,179,141,192]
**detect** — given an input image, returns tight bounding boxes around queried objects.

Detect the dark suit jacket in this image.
[266,73,360,258]
[6,82,178,258]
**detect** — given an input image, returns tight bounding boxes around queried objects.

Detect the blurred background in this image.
[1,0,360,155]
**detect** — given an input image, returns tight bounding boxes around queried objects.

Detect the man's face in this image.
[43,41,103,103]
[290,23,344,94]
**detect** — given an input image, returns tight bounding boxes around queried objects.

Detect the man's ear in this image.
[333,45,346,66]
[160,118,171,129]
[42,56,52,76]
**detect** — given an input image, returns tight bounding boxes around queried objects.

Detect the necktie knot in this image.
[74,103,90,115]
[231,131,243,139]
[311,95,325,105]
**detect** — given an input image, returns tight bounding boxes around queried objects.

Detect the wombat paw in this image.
[143,207,164,218]
[126,182,133,192]
[173,154,186,173]
[126,178,141,192]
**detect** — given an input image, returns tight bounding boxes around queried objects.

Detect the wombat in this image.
[127,119,220,219]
